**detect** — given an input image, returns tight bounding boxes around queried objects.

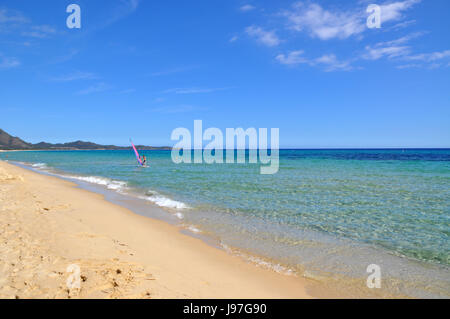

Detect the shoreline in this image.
[1,157,448,299]
[0,160,319,298]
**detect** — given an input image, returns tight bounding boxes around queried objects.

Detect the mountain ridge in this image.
[0,129,171,150]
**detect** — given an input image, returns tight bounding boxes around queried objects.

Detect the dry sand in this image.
[0,160,314,299]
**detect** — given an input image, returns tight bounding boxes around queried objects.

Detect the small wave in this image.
[31,163,47,169]
[66,175,127,192]
[186,225,201,233]
[141,192,189,210]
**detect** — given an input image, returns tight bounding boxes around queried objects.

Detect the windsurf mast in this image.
[130,139,143,166]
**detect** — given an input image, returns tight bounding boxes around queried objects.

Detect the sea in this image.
[1,149,449,298]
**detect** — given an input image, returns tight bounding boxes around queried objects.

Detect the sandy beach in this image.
[0,160,315,299]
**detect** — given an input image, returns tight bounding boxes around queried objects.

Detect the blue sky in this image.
[1,0,449,148]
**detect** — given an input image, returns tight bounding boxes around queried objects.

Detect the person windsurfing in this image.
[130,139,145,166]
[141,155,147,166]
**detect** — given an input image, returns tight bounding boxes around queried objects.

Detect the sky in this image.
[0,0,449,148]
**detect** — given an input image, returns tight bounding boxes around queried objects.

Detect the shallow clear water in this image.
[2,149,449,297]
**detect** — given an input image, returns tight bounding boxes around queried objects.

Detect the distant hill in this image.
[0,129,33,150]
[0,129,171,150]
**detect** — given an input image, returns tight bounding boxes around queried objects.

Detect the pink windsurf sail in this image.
[130,140,143,166]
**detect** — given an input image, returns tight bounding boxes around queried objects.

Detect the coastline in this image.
[1,151,448,299]
[0,160,317,299]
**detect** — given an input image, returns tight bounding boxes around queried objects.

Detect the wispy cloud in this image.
[389,19,416,31]
[405,50,450,62]
[22,24,57,38]
[393,50,450,69]
[229,35,239,43]
[362,33,415,60]
[245,1,445,72]
[0,55,20,69]
[245,26,281,47]
[315,54,353,71]
[363,45,411,60]
[240,5,256,12]
[0,8,29,25]
[163,87,231,94]
[282,2,365,40]
[102,0,141,28]
[50,71,98,82]
[377,32,424,47]
[361,32,447,64]
[276,50,308,65]
[276,50,352,71]
[281,0,421,40]
[0,8,58,39]
[76,82,111,95]
[379,0,421,23]
[395,63,421,69]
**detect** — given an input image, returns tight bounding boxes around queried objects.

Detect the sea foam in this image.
[65,175,127,192]
[31,163,48,169]
[140,192,189,210]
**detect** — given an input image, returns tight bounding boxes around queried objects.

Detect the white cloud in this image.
[276,51,352,71]
[229,35,238,43]
[281,1,421,40]
[0,55,20,69]
[0,8,28,24]
[245,26,281,47]
[282,2,365,40]
[379,0,421,24]
[77,82,111,95]
[22,24,57,38]
[375,32,423,47]
[314,54,353,71]
[240,5,256,12]
[361,32,450,68]
[362,39,450,69]
[98,0,141,30]
[0,9,58,39]
[362,33,424,60]
[276,50,308,65]
[390,19,416,30]
[363,45,410,60]
[405,50,450,62]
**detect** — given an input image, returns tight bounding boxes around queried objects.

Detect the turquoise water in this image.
[2,149,449,297]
